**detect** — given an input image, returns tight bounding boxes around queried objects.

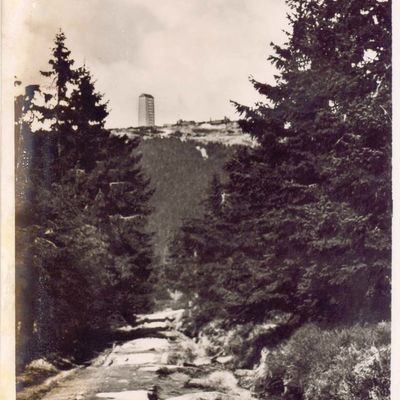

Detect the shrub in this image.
[255,322,390,400]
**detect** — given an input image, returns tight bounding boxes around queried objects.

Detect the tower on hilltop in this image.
[138,93,155,127]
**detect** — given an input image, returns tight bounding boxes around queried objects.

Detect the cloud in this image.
[14,0,289,127]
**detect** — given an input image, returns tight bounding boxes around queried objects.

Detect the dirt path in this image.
[31,309,254,400]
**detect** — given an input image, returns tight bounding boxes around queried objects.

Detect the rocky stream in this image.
[20,309,256,400]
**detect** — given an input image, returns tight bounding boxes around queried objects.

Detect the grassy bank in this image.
[254,322,390,400]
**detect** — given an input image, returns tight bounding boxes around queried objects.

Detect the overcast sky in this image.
[14,0,289,127]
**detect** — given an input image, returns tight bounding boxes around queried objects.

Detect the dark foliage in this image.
[15,31,154,370]
[165,0,391,328]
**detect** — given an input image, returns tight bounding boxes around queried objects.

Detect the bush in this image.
[255,322,390,400]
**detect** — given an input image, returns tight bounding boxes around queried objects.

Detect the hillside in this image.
[112,120,253,262]
[112,119,256,147]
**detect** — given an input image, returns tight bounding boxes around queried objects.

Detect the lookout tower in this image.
[138,93,155,127]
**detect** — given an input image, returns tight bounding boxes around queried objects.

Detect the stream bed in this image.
[33,309,256,400]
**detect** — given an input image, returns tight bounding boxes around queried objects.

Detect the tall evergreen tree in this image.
[168,0,391,326]
[32,30,77,179]
[16,31,155,369]
[68,66,109,171]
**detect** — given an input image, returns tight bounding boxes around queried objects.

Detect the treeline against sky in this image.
[165,0,391,329]
[15,32,154,370]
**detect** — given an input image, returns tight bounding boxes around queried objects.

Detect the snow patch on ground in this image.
[195,146,208,159]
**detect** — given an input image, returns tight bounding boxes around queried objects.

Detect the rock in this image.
[117,321,170,333]
[167,340,197,365]
[160,352,170,364]
[186,378,210,389]
[27,359,58,372]
[192,357,212,366]
[234,369,253,377]
[168,372,191,384]
[136,308,185,323]
[138,364,190,373]
[105,352,160,366]
[185,371,255,399]
[96,390,150,400]
[116,338,169,353]
[186,371,238,392]
[207,371,238,392]
[53,357,76,370]
[233,369,255,390]
[215,355,233,364]
[138,365,160,372]
[166,392,231,400]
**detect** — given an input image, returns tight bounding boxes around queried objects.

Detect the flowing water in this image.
[35,309,255,400]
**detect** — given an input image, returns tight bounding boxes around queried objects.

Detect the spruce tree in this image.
[68,66,109,171]
[169,0,391,326]
[16,31,155,366]
[230,0,391,323]
[34,30,77,179]
[84,135,155,319]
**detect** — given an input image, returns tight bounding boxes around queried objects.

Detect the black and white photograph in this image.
[0,0,395,399]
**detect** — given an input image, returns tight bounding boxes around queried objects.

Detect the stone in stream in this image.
[165,393,232,400]
[27,358,58,372]
[186,371,238,392]
[184,371,255,400]
[138,364,189,373]
[215,355,233,365]
[115,338,169,353]
[118,321,171,332]
[136,308,185,323]
[233,369,255,390]
[167,371,191,385]
[95,390,151,400]
[96,386,159,400]
[102,337,170,367]
[192,357,212,366]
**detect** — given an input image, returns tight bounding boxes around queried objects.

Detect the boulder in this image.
[186,378,210,389]
[215,355,233,365]
[96,390,150,400]
[233,369,255,390]
[186,371,237,392]
[138,364,189,374]
[168,371,191,384]
[116,338,169,353]
[166,392,231,400]
[193,357,212,366]
[27,359,58,373]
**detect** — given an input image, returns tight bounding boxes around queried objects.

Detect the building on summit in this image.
[138,93,155,127]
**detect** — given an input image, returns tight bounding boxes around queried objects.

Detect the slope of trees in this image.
[15,31,154,370]
[165,0,391,329]
[137,138,235,262]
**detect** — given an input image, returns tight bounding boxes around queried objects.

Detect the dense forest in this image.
[15,0,391,398]
[15,31,155,369]
[163,0,391,397]
[166,0,391,327]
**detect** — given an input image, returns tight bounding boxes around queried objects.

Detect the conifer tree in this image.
[68,66,109,171]
[169,0,391,326]
[34,30,77,179]
[84,135,155,319]
[16,31,155,366]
